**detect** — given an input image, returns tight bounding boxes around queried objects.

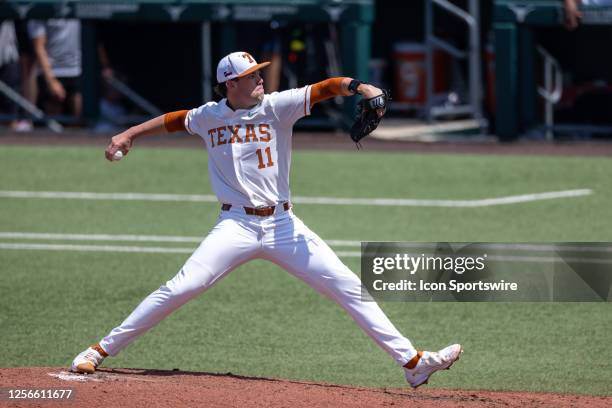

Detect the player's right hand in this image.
[359,84,387,118]
[105,133,133,162]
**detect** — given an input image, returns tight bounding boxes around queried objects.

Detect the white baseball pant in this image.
[99,207,417,366]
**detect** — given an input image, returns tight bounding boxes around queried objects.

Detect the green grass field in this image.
[1,144,611,396]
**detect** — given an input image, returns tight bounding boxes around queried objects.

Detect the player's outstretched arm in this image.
[310,77,384,108]
[104,110,188,161]
[310,78,388,145]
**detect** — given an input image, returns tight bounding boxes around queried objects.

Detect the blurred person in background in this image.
[565,0,583,30]
[97,42,114,82]
[28,18,82,120]
[261,21,283,93]
[559,0,612,137]
[93,39,125,133]
[564,0,612,29]
[14,20,37,131]
[94,72,129,133]
[0,19,23,130]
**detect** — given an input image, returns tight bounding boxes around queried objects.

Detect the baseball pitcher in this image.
[70,51,462,388]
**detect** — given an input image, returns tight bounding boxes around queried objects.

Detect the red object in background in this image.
[393,42,450,106]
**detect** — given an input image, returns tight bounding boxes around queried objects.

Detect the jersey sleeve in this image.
[270,85,312,124]
[184,104,208,136]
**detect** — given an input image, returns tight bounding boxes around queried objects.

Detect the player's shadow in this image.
[97,367,361,390]
[98,367,279,381]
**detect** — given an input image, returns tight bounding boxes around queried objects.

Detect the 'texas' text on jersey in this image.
[207,123,272,148]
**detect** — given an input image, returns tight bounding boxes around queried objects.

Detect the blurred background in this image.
[0,0,611,142]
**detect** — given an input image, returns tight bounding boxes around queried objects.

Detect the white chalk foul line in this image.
[0,232,205,243]
[0,242,195,254]
[0,232,361,247]
[3,241,611,263]
[0,190,218,202]
[0,232,362,257]
[2,232,611,261]
[0,242,362,258]
[0,189,593,207]
[4,232,612,253]
[293,189,593,207]
[0,229,358,255]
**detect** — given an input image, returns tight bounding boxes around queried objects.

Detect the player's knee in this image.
[164,267,209,298]
[326,272,364,300]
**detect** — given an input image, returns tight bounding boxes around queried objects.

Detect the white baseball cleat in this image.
[70,345,107,374]
[404,344,463,389]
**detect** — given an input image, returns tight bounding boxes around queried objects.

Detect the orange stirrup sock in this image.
[92,343,109,358]
[404,351,423,369]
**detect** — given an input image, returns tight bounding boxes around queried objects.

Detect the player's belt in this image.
[221,202,292,217]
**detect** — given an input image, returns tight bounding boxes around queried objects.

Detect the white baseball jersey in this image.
[184,86,312,207]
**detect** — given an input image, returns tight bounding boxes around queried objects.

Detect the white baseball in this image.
[112,150,124,161]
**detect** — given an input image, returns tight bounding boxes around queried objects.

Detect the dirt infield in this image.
[0,367,610,408]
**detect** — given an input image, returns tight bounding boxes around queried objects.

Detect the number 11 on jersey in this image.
[256,147,274,169]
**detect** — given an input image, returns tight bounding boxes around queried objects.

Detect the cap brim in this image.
[237,62,271,78]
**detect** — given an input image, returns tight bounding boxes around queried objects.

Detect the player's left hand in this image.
[358,84,387,117]
[105,133,133,162]
[350,87,390,145]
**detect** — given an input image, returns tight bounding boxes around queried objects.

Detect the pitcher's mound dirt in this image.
[0,367,610,408]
